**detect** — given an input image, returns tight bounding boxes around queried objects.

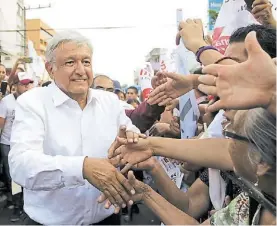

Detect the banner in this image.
[176,9,200,139]
[212,0,277,54]
[136,63,153,101]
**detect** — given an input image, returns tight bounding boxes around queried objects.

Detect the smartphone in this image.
[244,0,254,10]
[21,57,33,64]
[1,81,8,95]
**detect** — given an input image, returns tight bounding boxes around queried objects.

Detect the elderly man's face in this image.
[93,77,114,92]
[49,42,93,96]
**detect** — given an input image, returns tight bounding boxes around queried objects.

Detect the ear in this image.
[45,62,54,80]
[256,162,271,177]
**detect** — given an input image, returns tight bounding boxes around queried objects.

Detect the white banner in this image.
[136,63,153,101]
[213,0,277,54]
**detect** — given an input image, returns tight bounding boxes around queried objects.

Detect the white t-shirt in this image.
[0,94,17,145]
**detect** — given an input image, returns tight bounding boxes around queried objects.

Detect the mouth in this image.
[72,79,87,82]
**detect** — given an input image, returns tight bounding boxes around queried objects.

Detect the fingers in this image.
[120,163,133,174]
[126,131,135,143]
[127,171,136,185]
[202,64,221,76]
[118,126,127,138]
[245,31,265,58]
[252,3,270,14]
[158,97,173,106]
[116,171,135,196]
[206,99,224,112]
[108,126,127,158]
[198,74,217,86]
[252,0,269,7]
[198,84,217,96]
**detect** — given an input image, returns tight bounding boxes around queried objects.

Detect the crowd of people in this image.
[0,0,276,225]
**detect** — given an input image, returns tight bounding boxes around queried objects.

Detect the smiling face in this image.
[46,42,93,97]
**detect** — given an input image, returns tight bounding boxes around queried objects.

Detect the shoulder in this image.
[91,89,120,105]
[17,87,48,106]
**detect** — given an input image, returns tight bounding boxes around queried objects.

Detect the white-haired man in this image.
[8,30,141,225]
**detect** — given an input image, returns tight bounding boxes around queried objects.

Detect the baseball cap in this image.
[17,72,34,85]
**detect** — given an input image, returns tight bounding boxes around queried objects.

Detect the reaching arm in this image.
[125,101,164,133]
[149,137,233,171]
[150,161,211,219]
[142,185,200,225]
[9,95,86,190]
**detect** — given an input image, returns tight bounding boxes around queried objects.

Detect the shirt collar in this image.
[50,82,97,107]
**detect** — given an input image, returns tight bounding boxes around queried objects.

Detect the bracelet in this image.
[196,46,218,63]
[214,56,234,64]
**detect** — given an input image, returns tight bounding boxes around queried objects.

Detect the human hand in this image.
[148,123,170,137]
[114,138,154,174]
[148,72,194,106]
[251,0,276,27]
[198,31,276,112]
[101,171,151,210]
[151,71,168,89]
[108,126,146,159]
[169,116,181,138]
[83,158,135,214]
[165,98,179,111]
[176,19,207,53]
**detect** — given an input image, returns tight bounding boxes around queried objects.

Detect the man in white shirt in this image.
[0,71,34,221]
[8,30,141,225]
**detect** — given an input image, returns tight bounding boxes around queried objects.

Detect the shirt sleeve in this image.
[125,101,164,133]
[0,99,8,119]
[9,95,86,191]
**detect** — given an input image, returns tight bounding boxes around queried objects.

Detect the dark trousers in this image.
[0,144,11,190]
[23,212,121,225]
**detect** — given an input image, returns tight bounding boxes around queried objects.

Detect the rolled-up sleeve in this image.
[9,96,86,191]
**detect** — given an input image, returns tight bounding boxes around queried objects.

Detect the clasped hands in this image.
[82,126,153,214]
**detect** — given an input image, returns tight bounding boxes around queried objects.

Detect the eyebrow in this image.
[64,55,91,60]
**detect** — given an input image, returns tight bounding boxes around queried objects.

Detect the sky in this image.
[25,0,208,85]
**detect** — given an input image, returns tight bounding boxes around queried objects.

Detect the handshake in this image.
[82,126,156,214]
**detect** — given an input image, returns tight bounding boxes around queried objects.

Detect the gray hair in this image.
[243,108,276,175]
[45,30,93,63]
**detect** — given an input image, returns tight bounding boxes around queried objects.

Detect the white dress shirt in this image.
[8,83,139,225]
[0,94,16,145]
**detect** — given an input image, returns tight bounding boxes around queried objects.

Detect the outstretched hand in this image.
[108,126,146,159]
[198,31,276,113]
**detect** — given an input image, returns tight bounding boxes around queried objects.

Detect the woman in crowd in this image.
[124,107,276,225]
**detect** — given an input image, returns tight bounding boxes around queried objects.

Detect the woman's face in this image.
[227,110,258,183]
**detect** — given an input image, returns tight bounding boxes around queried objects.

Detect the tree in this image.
[208,9,219,26]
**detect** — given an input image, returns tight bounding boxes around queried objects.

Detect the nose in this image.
[75,61,86,76]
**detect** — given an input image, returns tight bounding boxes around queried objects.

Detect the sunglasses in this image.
[223,122,252,143]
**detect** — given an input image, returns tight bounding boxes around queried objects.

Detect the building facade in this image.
[26,19,55,57]
[0,0,25,68]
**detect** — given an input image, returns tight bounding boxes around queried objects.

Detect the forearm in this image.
[149,137,233,171]
[150,162,190,212]
[143,186,199,225]
[127,101,164,133]
[9,144,86,190]
[190,42,237,66]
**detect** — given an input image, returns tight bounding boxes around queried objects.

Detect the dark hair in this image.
[42,81,52,87]
[127,86,138,94]
[127,98,140,105]
[230,24,276,58]
[114,89,124,95]
[92,74,113,88]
